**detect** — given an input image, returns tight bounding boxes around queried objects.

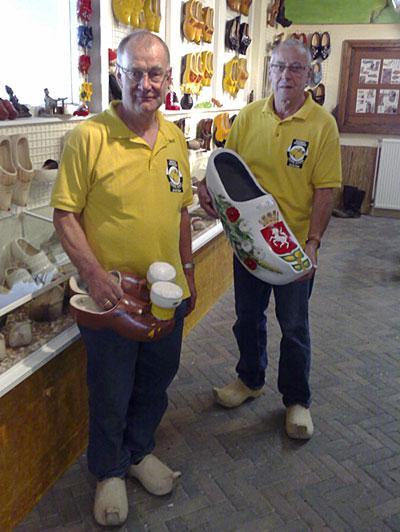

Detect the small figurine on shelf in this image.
[73,102,90,116]
[165,79,180,111]
[5,85,31,118]
[44,88,57,114]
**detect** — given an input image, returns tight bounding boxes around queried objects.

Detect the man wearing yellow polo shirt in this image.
[51,31,196,527]
[198,39,341,440]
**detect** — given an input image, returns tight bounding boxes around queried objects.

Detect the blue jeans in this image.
[79,300,187,481]
[232,256,314,408]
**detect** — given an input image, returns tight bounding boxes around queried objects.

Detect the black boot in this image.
[350,189,366,218]
[276,0,292,27]
[332,185,358,218]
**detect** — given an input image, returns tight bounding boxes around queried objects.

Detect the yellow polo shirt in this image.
[226,92,342,245]
[51,101,192,297]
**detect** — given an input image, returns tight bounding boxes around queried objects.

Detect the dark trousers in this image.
[79,300,187,481]
[232,256,314,407]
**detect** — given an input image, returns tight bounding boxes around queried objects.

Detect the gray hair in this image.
[117,30,170,67]
[271,38,312,67]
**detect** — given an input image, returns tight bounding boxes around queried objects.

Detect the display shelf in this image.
[0,324,80,399]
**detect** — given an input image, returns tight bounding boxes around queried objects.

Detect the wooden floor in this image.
[15,214,400,532]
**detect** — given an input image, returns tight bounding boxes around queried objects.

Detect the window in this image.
[1,0,78,107]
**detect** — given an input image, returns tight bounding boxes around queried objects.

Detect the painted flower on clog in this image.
[244,258,257,270]
[226,206,240,222]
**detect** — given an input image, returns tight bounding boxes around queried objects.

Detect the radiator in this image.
[373,139,400,210]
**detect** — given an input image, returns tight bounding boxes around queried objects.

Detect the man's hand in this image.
[197,180,219,219]
[183,269,197,316]
[87,269,124,310]
[295,240,318,282]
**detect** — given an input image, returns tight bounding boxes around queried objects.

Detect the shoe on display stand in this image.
[10,134,34,207]
[320,31,331,60]
[0,136,18,211]
[205,149,312,285]
[10,238,59,285]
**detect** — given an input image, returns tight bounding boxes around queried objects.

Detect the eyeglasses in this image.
[270,63,308,74]
[117,64,169,84]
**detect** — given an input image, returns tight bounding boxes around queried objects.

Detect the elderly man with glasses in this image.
[51,30,196,526]
[198,39,341,441]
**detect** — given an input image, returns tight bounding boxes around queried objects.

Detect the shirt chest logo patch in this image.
[166,159,183,193]
[287,139,309,169]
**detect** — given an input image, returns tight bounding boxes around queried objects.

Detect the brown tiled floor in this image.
[15,215,400,532]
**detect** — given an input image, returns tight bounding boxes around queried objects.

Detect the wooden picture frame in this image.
[337,40,400,135]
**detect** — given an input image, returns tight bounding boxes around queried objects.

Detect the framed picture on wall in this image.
[337,40,400,135]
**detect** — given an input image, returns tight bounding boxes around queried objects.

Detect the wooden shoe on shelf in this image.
[194,1,204,44]
[237,58,249,90]
[0,136,17,211]
[240,0,252,16]
[213,113,230,148]
[112,0,135,25]
[130,0,144,27]
[182,0,197,42]
[227,0,241,13]
[10,134,34,207]
[223,58,239,96]
[143,0,155,30]
[152,0,161,32]
[202,7,214,43]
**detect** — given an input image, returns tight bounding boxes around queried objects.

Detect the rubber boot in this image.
[350,189,366,218]
[332,185,358,218]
